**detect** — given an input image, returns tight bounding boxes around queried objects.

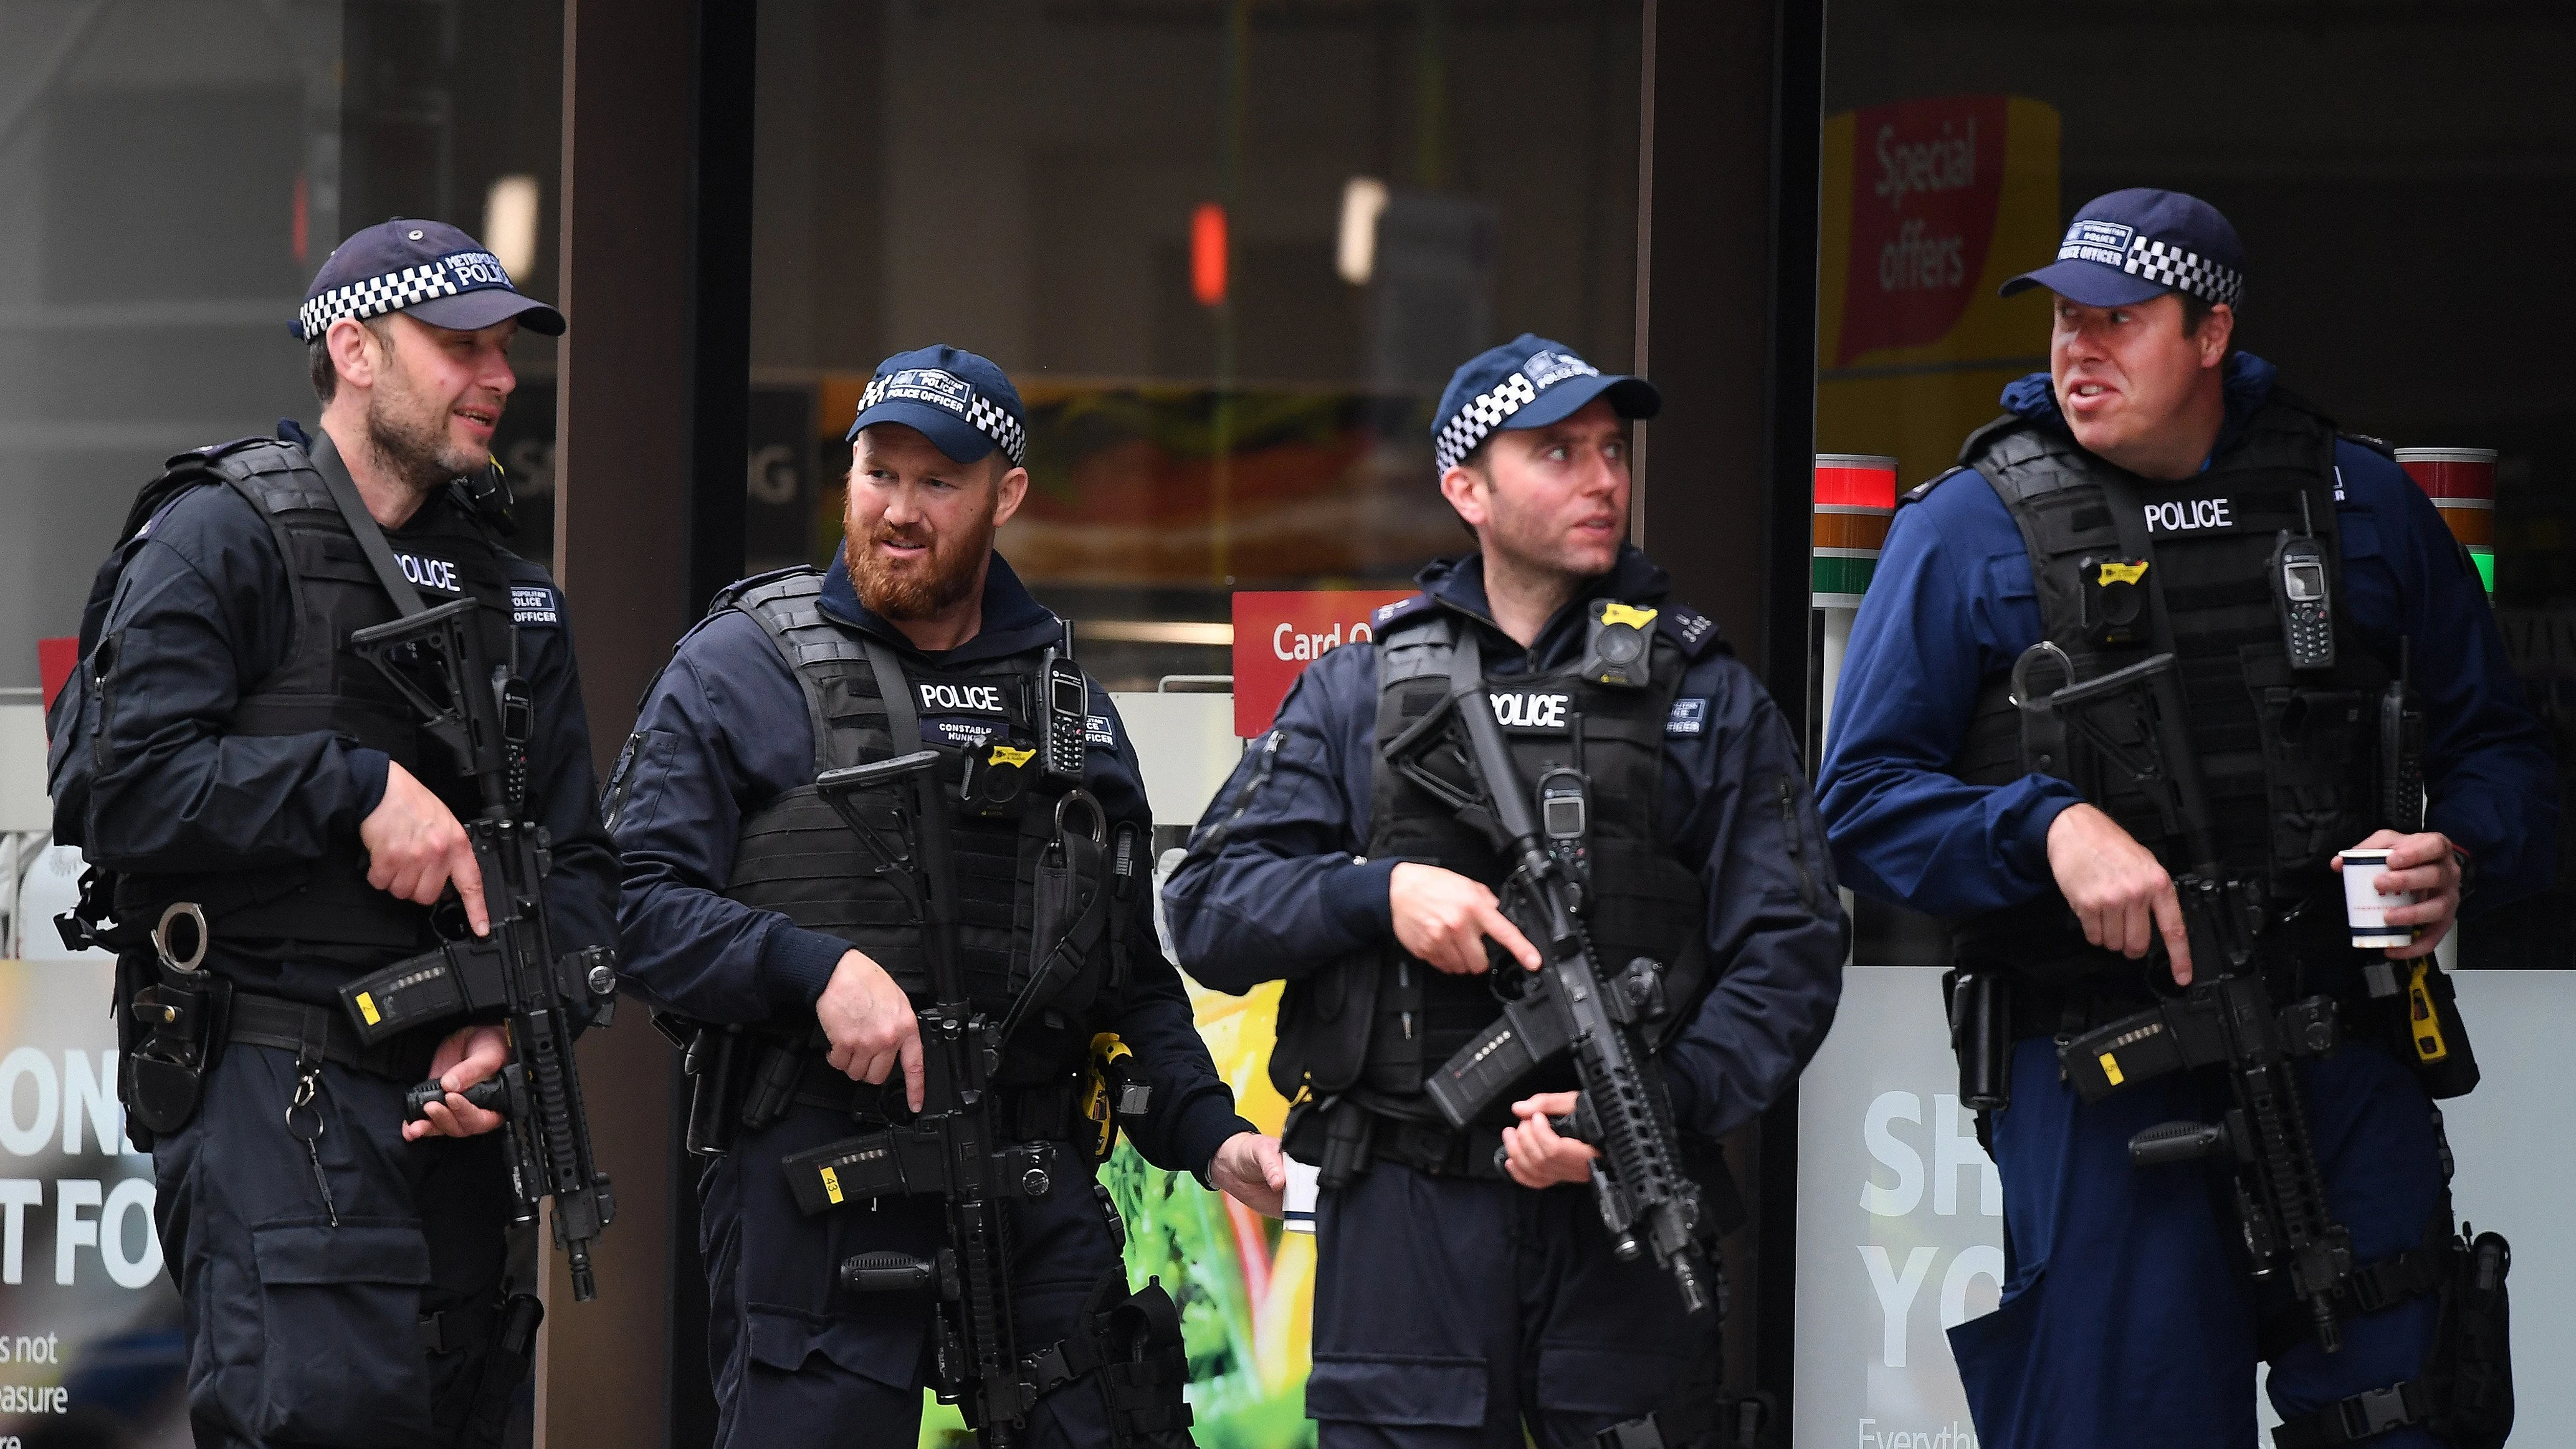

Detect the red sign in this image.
[1834,95,2008,366]
[38,636,77,715]
[1231,590,1414,737]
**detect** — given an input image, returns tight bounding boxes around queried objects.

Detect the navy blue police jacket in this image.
[65,434,619,1007]
[1817,353,2559,921]
[1162,544,1850,1141]
[611,550,1254,1180]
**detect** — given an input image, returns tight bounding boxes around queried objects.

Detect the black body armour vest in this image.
[1949,392,2393,972]
[115,439,517,957]
[1284,606,1712,1112]
[719,570,1116,1084]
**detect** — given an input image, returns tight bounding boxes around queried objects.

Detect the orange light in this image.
[1191,202,1228,307]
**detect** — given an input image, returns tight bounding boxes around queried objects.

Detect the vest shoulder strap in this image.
[1956,412,2029,471]
[733,569,872,672]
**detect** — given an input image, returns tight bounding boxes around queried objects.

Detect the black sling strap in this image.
[308,430,430,618]
[860,637,922,752]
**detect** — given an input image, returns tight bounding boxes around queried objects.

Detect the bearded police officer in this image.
[45,219,618,1447]
[612,345,1283,1448]
[1818,189,2557,1448]
[1163,336,1848,1449]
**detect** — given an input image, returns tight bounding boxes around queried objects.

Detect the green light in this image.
[2469,547,2496,594]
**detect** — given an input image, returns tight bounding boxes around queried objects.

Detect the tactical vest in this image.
[1272,600,1715,1112]
[718,570,1121,1084]
[112,438,518,955]
[1949,391,2393,970]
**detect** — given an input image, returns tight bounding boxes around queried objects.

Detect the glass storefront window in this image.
[0,5,561,1432]
[750,0,1643,689]
[1815,2,2575,968]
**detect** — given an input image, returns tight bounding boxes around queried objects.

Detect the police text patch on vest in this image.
[1666,697,1708,737]
[1487,689,1573,732]
[916,681,1011,715]
[2139,489,2242,537]
[511,585,560,625]
[1085,714,1115,748]
[393,550,464,595]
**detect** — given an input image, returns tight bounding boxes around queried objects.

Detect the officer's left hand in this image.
[403,1024,509,1141]
[2333,829,2465,960]
[1208,1131,1288,1217]
[1502,1090,1597,1189]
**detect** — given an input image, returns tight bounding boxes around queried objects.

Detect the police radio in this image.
[1536,765,1591,896]
[2273,495,2335,671]
[1038,623,1087,780]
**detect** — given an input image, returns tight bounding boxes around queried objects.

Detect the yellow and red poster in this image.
[1816,95,2063,487]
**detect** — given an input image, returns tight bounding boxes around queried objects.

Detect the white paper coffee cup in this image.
[2337,848,2416,949]
[1282,1157,1320,1234]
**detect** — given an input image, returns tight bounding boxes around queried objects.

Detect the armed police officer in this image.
[45,219,619,1447]
[1164,336,1848,1449]
[612,345,1283,1449]
[1818,189,2557,1449]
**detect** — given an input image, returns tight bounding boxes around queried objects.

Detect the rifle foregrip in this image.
[2129,1118,2226,1168]
[404,1078,508,1122]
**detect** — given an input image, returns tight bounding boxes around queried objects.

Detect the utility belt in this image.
[1942,903,2481,1119]
[114,905,446,1148]
[1281,1093,1509,1189]
[663,1015,1115,1160]
[1282,1094,1752,1245]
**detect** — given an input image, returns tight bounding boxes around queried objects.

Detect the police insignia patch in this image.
[1666,697,1708,737]
[511,585,560,625]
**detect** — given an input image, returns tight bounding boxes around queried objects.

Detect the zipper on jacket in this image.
[1777,775,1823,914]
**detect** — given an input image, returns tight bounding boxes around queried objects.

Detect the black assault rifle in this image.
[775,752,1065,1449]
[2026,648,2356,1351]
[1392,672,1715,1316]
[333,598,619,1300]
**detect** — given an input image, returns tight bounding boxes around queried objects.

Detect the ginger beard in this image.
[847,479,999,621]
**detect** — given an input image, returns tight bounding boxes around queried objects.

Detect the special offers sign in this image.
[1230,590,1414,737]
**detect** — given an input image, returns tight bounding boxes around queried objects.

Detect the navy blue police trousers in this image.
[1309,1162,1720,1449]
[699,1100,1159,1449]
[1950,1036,2447,1448]
[152,1044,518,1449]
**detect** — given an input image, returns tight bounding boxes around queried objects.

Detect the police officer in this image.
[45,219,618,1447]
[1817,189,2559,1448]
[611,345,1283,1448]
[1163,335,1848,1449]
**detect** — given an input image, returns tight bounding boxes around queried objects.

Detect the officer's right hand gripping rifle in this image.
[330,599,619,1300]
[2018,646,2357,1351]
[1386,661,1716,1318]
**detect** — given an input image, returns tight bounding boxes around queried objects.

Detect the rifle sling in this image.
[861,638,923,752]
[308,430,431,618]
[2088,467,2180,659]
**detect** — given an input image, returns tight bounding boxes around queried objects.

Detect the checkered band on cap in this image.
[294,262,464,340]
[2120,236,2243,307]
[1433,371,1540,474]
[859,371,1028,467]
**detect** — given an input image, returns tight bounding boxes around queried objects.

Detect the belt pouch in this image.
[684,1026,743,1156]
[125,957,233,1139]
[738,1035,808,1132]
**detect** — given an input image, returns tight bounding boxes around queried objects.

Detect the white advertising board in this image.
[1795,965,2576,1448]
